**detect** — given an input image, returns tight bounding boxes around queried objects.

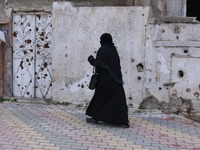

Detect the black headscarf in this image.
[100,33,114,46]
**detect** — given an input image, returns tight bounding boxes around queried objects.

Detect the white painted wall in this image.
[52,2,149,106]
[52,2,200,109]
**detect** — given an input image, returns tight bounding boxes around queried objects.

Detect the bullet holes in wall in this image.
[131,58,135,62]
[183,49,189,54]
[178,70,184,78]
[128,103,133,107]
[137,63,144,72]
[186,88,191,92]
[78,83,85,89]
[174,25,180,33]
[81,84,84,88]
[136,63,144,81]
[173,25,180,40]
[137,76,142,80]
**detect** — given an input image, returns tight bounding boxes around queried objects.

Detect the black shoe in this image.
[121,123,130,128]
[86,118,98,124]
[86,118,93,123]
[92,119,98,124]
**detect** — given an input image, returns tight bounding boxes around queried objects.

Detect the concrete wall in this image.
[134,0,187,23]
[1,0,200,110]
[6,0,132,7]
[52,2,149,106]
[0,0,134,98]
[145,23,200,110]
[134,0,165,23]
[0,0,133,20]
[134,0,150,6]
[52,2,200,109]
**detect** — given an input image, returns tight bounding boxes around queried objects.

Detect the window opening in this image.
[187,0,200,21]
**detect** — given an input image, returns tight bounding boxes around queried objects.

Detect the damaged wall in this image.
[134,0,165,23]
[0,0,133,20]
[6,0,132,7]
[1,0,200,110]
[52,2,149,105]
[52,2,200,109]
[145,23,200,110]
[0,0,134,99]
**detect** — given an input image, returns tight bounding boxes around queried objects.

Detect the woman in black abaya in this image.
[86,33,129,128]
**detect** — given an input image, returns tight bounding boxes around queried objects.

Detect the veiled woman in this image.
[86,33,129,128]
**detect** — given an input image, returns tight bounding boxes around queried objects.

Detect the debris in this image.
[139,96,161,109]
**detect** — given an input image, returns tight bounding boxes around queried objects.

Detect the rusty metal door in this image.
[13,14,52,99]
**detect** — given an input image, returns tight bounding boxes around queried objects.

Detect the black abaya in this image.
[86,34,129,125]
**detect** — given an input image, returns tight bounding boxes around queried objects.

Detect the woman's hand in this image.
[88,55,95,66]
[88,55,94,62]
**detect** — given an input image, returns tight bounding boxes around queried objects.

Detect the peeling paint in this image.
[3,1,199,110]
[52,3,149,105]
[13,31,18,37]
[13,14,52,99]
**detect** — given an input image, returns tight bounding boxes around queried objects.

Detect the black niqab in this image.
[100,33,114,46]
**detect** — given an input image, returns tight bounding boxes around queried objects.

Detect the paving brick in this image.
[1,145,17,149]
[24,141,40,145]
[71,145,88,149]
[88,148,105,150]
[28,144,44,149]
[82,143,99,148]
[55,143,71,148]
[16,147,32,150]
[43,146,60,150]
[39,143,55,147]
[1,103,200,150]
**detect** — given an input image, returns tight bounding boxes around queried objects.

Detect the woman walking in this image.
[86,33,129,128]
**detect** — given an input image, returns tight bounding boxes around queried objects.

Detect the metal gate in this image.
[13,14,52,99]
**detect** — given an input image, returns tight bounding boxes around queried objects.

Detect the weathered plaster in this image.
[0,0,133,20]
[0,0,200,110]
[52,2,149,106]
[145,23,200,110]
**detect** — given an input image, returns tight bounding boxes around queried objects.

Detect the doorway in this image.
[12,13,52,99]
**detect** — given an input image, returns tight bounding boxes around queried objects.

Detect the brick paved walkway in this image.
[0,103,200,150]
